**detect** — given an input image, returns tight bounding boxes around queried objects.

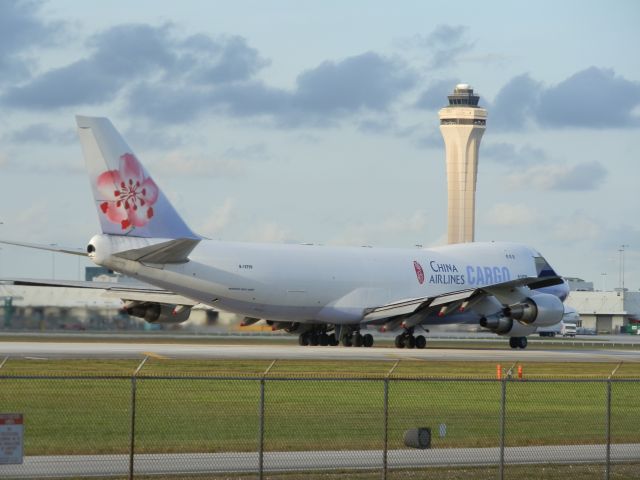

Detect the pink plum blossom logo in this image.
[413,261,425,285]
[96,153,158,231]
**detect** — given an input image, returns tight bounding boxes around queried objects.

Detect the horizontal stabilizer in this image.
[0,240,87,256]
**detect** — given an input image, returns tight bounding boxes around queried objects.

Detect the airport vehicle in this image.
[560,322,577,337]
[1,116,570,349]
[538,321,578,338]
[538,307,579,337]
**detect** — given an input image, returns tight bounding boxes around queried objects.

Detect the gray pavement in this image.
[1,444,638,477]
[1,341,640,362]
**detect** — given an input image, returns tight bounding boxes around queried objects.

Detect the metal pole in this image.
[129,376,137,480]
[382,378,389,480]
[605,379,611,480]
[258,360,275,479]
[499,378,507,480]
[259,378,265,480]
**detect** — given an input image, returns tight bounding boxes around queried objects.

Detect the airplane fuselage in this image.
[89,235,561,325]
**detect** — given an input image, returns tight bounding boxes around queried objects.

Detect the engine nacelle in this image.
[507,293,564,327]
[479,315,537,337]
[126,303,191,324]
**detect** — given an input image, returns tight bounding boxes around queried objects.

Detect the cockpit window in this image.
[534,256,557,278]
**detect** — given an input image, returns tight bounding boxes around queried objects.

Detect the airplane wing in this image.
[362,276,565,325]
[2,278,205,308]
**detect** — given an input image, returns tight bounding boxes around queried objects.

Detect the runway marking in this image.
[143,351,169,360]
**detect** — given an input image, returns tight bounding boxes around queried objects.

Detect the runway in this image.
[1,341,640,362]
[1,444,638,477]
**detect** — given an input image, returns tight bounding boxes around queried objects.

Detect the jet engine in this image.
[505,293,564,327]
[125,302,191,324]
[480,293,564,336]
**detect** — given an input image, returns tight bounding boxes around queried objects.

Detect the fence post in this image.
[129,376,136,480]
[129,356,147,480]
[382,378,389,480]
[382,360,398,480]
[605,379,611,480]
[259,360,275,480]
[259,378,265,480]
[499,378,507,480]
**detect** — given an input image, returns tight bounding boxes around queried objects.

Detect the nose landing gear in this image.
[509,336,528,349]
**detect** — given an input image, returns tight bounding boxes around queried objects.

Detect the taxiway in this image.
[1,341,639,362]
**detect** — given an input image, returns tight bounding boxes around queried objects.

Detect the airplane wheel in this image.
[319,333,329,346]
[394,335,405,349]
[342,335,352,347]
[519,337,528,349]
[328,334,338,346]
[404,335,416,349]
[363,334,374,348]
[353,333,363,347]
[509,337,518,349]
[298,334,309,346]
[415,335,426,349]
[308,333,319,346]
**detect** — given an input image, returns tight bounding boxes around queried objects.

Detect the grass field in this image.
[1,358,640,457]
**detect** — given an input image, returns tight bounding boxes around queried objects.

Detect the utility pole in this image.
[619,245,629,291]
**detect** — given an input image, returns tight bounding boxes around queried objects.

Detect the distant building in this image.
[439,84,487,244]
[85,266,115,282]
[565,277,594,292]
[566,290,640,334]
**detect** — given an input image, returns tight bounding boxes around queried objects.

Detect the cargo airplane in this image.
[1,116,570,349]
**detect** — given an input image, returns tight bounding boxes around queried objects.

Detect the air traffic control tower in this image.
[439,84,487,244]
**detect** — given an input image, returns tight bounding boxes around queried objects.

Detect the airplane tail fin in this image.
[76,116,198,239]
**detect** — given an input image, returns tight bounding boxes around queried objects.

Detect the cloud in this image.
[552,211,601,242]
[490,74,543,130]
[5,123,75,144]
[2,24,269,110]
[223,143,269,162]
[127,51,417,126]
[199,198,235,237]
[482,142,548,166]
[293,53,415,115]
[507,161,607,191]
[537,67,640,128]
[414,129,443,149]
[0,152,9,168]
[0,0,64,84]
[486,203,540,227]
[248,222,293,243]
[185,34,268,85]
[424,25,474,69]
[151,151,245,177]
[415,78,460,111]
[491,68,640,130]
[333,210,429,246]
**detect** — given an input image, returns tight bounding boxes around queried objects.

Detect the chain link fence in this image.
[1,370,639,479]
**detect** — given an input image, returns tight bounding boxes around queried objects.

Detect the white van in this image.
[560,322,577,338]
[538,321,577,338]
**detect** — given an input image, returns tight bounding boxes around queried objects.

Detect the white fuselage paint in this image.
[90,235,550,326]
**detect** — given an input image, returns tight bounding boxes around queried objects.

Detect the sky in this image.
[0,0,639,291]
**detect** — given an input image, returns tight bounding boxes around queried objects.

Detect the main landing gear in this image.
[394,328,427,349]
[509,337,528,349]
[297,326,374,347]
[341,330,374,348]
[298,329,339,346]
